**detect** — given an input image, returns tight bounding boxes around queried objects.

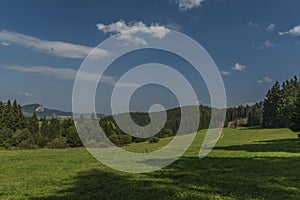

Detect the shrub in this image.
[66,127,83,147]
[0,128,14,149]
[36,133,48,148]
[118,135,132,145]
[47,137,67,149]
[148,136,160,143]
[159,129,173,138]
[134,137,148,143]
[108,134,120,146]
[12,129,34,147]
[18,139,38,149]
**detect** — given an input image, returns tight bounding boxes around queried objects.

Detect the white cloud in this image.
[279,25,300,36]
[96,20,170,46]
[242,102,257,106]
[17,92,33,97]
[165,23,181,31]
[257,76,272,84]
[266,23,275,32]
[263,40,275,48]
[194,99,204,105]
[0,30,110,59]
[263,76,272,82]
[3,65,110,82]
[248,22,259,27]
[252,40,275,49]
[232,63,246,71]
[24,92,33,97]
[221,71,230,75]
[0,41,10,46]
[174,0,204,11]
[2,65,140,88]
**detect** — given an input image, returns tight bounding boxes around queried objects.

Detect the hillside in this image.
[21,104,105,119]
[21,104,73,118]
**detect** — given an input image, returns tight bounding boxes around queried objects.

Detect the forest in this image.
[0,76,300,149]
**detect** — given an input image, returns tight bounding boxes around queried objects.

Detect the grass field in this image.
[0,128,300,200]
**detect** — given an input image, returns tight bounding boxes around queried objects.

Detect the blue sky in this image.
[1,0,300,113]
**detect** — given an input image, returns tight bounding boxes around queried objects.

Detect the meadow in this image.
[0,128,299,200]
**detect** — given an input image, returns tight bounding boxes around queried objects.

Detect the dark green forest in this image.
[1,76,300,149]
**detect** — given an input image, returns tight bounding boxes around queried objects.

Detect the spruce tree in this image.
[17,105,26,130]
[291,93,300,132]
[28,112,39,136]
[262,81,282,128]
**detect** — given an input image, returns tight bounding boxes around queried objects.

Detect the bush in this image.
[12,129,34,147]
[66,127,83,147]
[108,134,120,146]
[118,135,132,145]
[159,129,173,138]
[47,137,67,149]
[148,136,160,143]
[36,133,48,148]
[134,137,147,143]
[18,139,38,149]
[0,128,14,149]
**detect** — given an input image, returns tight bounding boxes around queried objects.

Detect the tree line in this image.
[225,76,300,131]
[0,100,82,149]
[1,76,300,149]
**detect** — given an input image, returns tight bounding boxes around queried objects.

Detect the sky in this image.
[1,0,300,114]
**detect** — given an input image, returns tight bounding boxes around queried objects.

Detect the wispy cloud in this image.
[266,23,276,32]
[248,22,259,27]
[17,92,33,97]
[242,102,257,106]
[257,76,272,84]
[173,0,204,11]
[2,65,140,88]
[279,25,300,36]
[96,20,170,46]
[252,40,275,49]
[232,63,246,71]
[24,92,33,97]
[165,23,182,31]
[0,30,110,59]
[0,41,10,46]
[221,71,230,75]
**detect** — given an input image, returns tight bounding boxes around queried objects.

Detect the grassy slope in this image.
[0,128,299,200]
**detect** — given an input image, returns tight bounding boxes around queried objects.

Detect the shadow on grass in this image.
[214,138,300,153]
[31,155,300,200]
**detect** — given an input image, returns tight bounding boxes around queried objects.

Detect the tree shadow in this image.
[31,156,300,200]
[214,138,300,153]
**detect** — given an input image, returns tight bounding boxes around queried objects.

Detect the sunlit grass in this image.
[0,128,299,199]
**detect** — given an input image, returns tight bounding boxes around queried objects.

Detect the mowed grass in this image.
[0,128,300,200]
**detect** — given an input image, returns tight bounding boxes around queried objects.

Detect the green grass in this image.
[0,128,300,200]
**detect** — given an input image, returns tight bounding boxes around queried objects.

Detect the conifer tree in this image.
[28,112,39,136]
[262,81,282,128]
[290,93,300,132]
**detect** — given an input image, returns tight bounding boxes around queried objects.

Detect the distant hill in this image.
[21,104,105,119]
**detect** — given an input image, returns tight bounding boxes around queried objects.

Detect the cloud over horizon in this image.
[257,76,272,84]
[0,30,110,59]
[2,65,140,88]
